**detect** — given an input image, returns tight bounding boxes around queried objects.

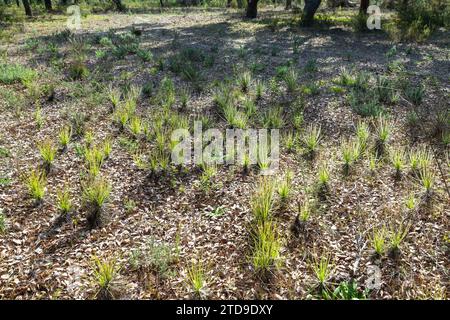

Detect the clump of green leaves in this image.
[371,226,387,256]
[251,178,276,224]
[58,126,72,150]
[92,255,119,300]
[38,139,57,172]
[356,121,370,152]
[390,147,405,179]
[284,68,298,93]
[187,259,206,298]
[25,169,47,203]
[82,177,111,228]
[374,116,391,157]
[129,238,177,278]
[310,254,334,288]
[0,208,6,233]
[277,172,292,204]
[57,186,72,215]
[237,71,252,93]
[251,220,281,276]
[389,223,410,256]
[303,124,321,156]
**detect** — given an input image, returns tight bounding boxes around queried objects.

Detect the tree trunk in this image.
[302,0,321,26]
[246,0,258,19]
[22,0,32,16]
[327,0,354,8]
[227,0,231,7]
[359,0,369,13]
[112,0,125,11]
[44,0,52,11]
[285,0,292,10]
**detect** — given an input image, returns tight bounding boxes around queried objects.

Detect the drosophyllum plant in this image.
[25,169,46,205]
[390,147,406,180]
[418,167,434,198]
[374,116,391,158]
[317,164,330,198]
[388,222,410,258]
[57,186,72,216]
[187,259,207,298]
[292,199,312,236]
[82,177,111,228]
[310,253,334,292]
[277,171,292,206]
[251,178,276,225]
[409,146,432,175]
[303,124,321,157]
[108,86,121,113]
[58,126,72,151]
[370,226,387,257]
[92,255,120,300]
[356,121,370,153]
[340,138,359,176]
[38,139,57,173]
[251,220,281,280]
[237,71,252,93]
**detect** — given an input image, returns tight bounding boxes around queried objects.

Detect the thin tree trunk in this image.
[359,0,369,14]
[16,0,19,7]
[302,0,321,26]
[246,0,258,19]
[22,0,32,16]
[285,0,292,10]
[44,0,52,11]
[112,0,125,11]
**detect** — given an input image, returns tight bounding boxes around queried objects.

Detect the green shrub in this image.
[0,63,36,85]
[393,0,449,41]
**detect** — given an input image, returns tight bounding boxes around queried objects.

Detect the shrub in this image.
[324,281,368,300]
[350,13,369,33]
[129,239,177,278]
[394,0,449,41]
[0,63,36,85]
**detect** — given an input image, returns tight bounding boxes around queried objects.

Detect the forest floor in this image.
[0,8,449,299]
